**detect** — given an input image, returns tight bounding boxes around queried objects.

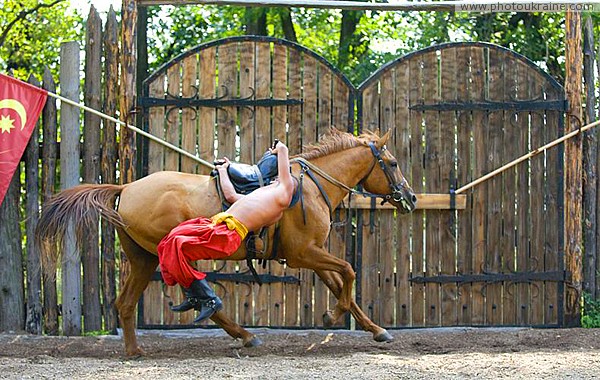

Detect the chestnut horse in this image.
[37,128,416,356]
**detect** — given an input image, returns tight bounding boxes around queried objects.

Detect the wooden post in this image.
[583,16,597,298]
[101,6,119,334]
[41,67,59,335]
[120,0,137,185]
[25,74,42,335]
[119,0,138,296]
[82,5,103,332]
[0,69,25,330]
[60,41,82,335]
[564,10,583,327]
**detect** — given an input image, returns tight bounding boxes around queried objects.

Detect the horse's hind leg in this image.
[210,311,262,347]
[115,228,159,357]
[316,269,393,342]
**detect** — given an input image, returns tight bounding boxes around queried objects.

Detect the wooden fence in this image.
[2,11,598,335]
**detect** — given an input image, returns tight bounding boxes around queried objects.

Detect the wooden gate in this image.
[138,38,567,329]
[358,42,566,327]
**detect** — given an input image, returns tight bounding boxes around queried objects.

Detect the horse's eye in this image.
[390,161,398,168]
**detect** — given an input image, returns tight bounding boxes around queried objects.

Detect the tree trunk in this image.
[337,10,363,69]
[245,7,268,36]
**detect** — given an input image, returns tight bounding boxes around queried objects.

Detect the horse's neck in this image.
[309,146,374,207]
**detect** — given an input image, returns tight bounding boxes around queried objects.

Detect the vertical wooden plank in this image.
[332,76,350,131]
[181,54,199,174]
[101,6,119,333]
[360,82,380,324]
[238,41,256,326]
[164,63,181,171]
[317,63,332,135]
[147,76,166,174]
[303,55,318,144]
[409,55,425,327]
[270,43,287,327]
[379,70,396,327]
[143,282,163,325]
[529,71,545,326]
[516,61,531,325]
[60,41,82,335]
[299,54,318,327]
[285,47,302,327]
[191,46,217,325]
[0,165,23,331]
[545,88,562,325]
[470,47,487,326]
[485,49,503,326]
[313,63,333,324]
[583,15,597,303]
[423,50,440,326]
[216,42,238,322]
[501,57,518,326]
[456,47,472,326]
[439,47,458,326]
[254,41,271,157]
[82,6,103,332]
[395,61,411,327]
[253,41,271,326]
[25,75,42,335]
[564,10,583,327]
[41,67,59,335]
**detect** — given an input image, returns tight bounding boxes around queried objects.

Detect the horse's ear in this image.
[377,130,391,148]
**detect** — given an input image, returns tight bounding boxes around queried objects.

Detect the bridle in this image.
[365,142,412,209]
[290,141,412,211]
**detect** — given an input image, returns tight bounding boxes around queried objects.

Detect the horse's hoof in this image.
[374,330,394,343]
[323,311,335,328]
[125,346,145,358]
[243,335,263,348]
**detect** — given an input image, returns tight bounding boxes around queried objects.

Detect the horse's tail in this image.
[37,184,127,279]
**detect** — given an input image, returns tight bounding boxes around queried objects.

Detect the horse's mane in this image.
[295,128,379,160]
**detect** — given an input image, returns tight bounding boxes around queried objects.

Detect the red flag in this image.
[0,73,48,204]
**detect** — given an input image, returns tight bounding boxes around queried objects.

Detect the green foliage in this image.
[146,6,568,85]
[582,292,600,328]
[83,329,112,337]
[0,0,84,81]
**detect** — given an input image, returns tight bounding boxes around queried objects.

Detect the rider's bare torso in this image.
[217,141,294,232]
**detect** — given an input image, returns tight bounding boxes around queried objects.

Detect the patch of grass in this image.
[582,292,600,328]
[83,330,112,337]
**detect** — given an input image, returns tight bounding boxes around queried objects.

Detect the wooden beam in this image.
[343,193,467,210]
[136,0,594,11]
[564,10,583,327]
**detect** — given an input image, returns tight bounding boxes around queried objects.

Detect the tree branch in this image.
[0,0,65,48]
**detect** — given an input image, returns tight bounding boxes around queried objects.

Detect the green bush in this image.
[582,292,600,328]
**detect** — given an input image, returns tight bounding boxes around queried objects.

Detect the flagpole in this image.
[46,91,216,170]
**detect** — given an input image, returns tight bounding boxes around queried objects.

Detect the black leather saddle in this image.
[218,151,279,195]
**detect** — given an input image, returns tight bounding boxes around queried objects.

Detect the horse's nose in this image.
[411,194,417,204]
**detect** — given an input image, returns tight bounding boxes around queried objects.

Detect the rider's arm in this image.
[270,141,294,206]
[217,160,244,204]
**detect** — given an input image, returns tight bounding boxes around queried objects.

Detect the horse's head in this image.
[361,131,417,214]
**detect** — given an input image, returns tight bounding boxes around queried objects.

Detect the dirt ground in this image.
[1,327,599,379]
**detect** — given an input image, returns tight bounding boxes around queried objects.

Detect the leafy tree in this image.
[0,0,83,80]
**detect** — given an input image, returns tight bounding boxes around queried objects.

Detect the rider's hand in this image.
[215,157,231,170]
[270,140,287,155]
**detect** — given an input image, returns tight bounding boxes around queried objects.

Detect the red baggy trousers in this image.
[157,215,244,287]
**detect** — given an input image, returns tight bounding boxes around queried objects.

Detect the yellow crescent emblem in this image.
[0,99,27,130]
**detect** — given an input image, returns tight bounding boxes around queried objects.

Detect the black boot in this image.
[188,279,223,323]
[170,286,196,312]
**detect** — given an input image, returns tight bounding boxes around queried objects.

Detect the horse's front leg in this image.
[287,245,355,323]
[315,269,393,342]
[210,310,262,347]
